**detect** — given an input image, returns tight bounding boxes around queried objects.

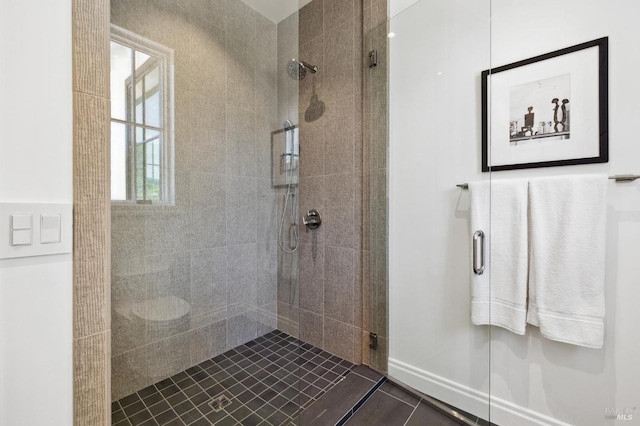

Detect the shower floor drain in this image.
[208,394,233,412]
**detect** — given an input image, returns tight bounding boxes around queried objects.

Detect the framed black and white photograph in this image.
[481,37,608,172]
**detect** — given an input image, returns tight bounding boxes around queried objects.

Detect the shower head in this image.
[287,59,318,80]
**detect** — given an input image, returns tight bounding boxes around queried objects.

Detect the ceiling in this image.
[240,0,313,23]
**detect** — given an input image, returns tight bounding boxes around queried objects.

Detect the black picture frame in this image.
[481,37,608,172]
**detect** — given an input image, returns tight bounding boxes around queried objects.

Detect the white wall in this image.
[389,0,419,18]
[0,1,73,425]
[389,0,640,425]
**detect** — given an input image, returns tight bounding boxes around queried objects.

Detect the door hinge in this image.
[369,332,378,350]
[368,50,378,68]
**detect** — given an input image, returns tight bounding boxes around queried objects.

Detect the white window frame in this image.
[110,25,175,205]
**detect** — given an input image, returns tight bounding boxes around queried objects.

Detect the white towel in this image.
[469,179,529,334]
[527,174,607,348]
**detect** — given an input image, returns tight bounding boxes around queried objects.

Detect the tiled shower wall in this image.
[277,0,369,365]
[110,0,280,400]
[276,0,389,369]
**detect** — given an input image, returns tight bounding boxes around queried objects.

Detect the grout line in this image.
[377,387,419,408]
[72,89,109,101]
[402,402,420,426]
[350,369,381,384]
[73,330,109,341]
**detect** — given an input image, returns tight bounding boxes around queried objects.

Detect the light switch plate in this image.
[41,214,62,244]
[0,203,72,259]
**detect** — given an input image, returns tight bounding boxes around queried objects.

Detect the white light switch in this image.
[11,229,32,246]
[10,214,33,246]
[11,214,32,230]
[1,203,72,259]
[41,214,61,244]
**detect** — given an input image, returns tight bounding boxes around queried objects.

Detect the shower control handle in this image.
[473,230,485,275]
[303,209,322,230]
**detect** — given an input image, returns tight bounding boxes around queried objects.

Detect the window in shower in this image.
[110,25,174,204]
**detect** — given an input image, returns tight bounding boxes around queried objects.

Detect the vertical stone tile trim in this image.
[72,0,110,97]
[73,92,111,339]
[74,332,110,426]
[73,0,111,424]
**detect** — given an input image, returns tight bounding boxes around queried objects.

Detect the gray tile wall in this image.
[110,0,280,400]
[276,0,386,366]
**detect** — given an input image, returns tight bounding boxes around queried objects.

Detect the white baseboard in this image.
[388,358,571,426]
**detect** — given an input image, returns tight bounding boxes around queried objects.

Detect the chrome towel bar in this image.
[456,175,640,189]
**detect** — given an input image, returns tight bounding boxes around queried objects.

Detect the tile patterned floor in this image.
[299,364,488,426]
[111,330,355,426]
[344,380,492,426]
[345,381,463,426]
[300,365,386,425]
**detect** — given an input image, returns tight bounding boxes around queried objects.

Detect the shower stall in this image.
[101,0,640,425]
[109,0,384,425]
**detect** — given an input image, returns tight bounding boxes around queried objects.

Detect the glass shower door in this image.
[363,0,390,375]
[387,2,640,425]
[386,0,493,423]
[110,1,306,425]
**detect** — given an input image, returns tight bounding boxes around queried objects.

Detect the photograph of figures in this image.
[509,73,571,145]
[482,37,608,171]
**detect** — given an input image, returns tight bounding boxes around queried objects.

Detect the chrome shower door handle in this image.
[473,230,485,275]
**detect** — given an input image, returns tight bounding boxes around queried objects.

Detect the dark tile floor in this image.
[346,381,463,426]
[112,330,355,426]
[299,364,479,426]
[300,365,386,425]
[345,380,495,426]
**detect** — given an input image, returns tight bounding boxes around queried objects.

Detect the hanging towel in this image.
[527,174,608,348]
[469,179,529,334]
